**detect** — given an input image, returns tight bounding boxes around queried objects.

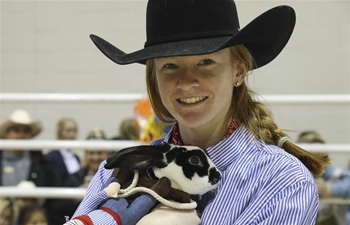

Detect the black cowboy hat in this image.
[90,0,296,69]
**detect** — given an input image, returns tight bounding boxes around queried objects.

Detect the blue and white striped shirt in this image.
[72,126,318,224]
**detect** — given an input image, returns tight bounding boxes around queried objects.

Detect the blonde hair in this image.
[86,127,107,140]
[146,45,330,177]
[119,118,140,140]
[81,128,109,167]
[56,117,78,140]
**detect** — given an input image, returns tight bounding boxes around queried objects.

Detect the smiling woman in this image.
[151,48,244,146]
[71,0,331,224]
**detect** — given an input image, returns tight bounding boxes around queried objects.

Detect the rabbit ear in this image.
[104,144,171,170]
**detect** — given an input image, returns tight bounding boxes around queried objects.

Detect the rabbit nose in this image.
[209,168,222,185]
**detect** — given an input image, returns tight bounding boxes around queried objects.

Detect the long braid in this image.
[232,84,330,176]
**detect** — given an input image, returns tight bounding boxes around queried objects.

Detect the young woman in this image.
[47,128,111,225]
[71,0,330,224]
[46,117,80,183]
[66,128,110,189]
[45,118,81,225]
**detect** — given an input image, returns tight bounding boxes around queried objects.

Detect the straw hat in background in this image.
[0,109,42,138]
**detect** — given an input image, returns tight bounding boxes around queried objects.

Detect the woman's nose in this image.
[176,69,199,91]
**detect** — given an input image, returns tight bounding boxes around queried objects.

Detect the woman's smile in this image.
[177,96,208,104]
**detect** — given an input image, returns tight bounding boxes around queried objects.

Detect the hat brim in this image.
[0,121,42,139]
[90,5,295,69]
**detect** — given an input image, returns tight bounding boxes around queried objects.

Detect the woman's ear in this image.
[233,62,247,87]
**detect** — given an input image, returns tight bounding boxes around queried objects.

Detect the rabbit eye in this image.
[189,156,201,165]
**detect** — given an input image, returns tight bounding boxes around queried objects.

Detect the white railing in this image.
[0,186,349,205]
[294,144,350,154]
[1,93,349,104]
[0,187,86,199]
[0,93,146,103]
[319,197,350,205]
[0,140,143,151]
[0,140,348,153]
[254,94,350,105]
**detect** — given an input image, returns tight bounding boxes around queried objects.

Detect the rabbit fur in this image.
[105,142,222,196]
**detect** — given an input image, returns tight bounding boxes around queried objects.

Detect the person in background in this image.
[0,198,16,225]
[0,109,60,225]
[67,128,110,188]
[297,131,350,225]
[48,128,111,224]
[0,109,60,187]
[111,118,140,141]
[17,204,48,225]
[73,0,330,224]
[46,117,80,183]
[13,181,39,221]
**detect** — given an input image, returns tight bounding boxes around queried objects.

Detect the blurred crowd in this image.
[0,107,349,225]
[0,98,172,225]
[296,131,350,225]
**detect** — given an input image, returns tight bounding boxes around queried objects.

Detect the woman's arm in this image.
[252,181,318,225]
[72,161,113,217]
[200,179,318,225]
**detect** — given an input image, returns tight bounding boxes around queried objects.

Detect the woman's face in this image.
[85,150,108,173]
[154,48,243,129]
[5,125,32,140]
[60,121,77,140]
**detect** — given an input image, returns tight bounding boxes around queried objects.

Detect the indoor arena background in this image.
[1,0,349,167]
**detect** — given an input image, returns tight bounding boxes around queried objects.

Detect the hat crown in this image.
[16,180,36,189]
[145,0,240,47]
[9,109,34,124]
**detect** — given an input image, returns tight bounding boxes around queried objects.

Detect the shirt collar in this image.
[170,120,239,146]
[206,126,256,171]
[163,122,256,171]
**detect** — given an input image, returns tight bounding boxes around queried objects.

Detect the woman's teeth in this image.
[179,96,206,103]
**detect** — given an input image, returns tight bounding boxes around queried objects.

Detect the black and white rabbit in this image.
[105,142,222,196]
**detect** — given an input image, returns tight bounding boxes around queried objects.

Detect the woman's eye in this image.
[199,59,214,65]
[163,63,178,69]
